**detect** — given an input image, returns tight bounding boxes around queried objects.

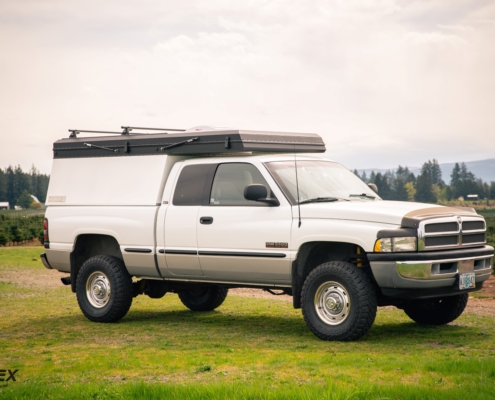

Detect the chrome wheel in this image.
[314,281,350,325]
[86,271,111,308]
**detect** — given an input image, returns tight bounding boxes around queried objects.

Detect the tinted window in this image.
[173,164,210,206]
[210,163,272,206]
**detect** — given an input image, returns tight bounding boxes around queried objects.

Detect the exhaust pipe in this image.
[61,277,71,286]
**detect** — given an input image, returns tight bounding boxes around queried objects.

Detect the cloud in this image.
[0,0,494,173]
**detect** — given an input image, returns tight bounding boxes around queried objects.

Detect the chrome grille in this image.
[463,233,486,244]
[462,221,485,231]
[419,216,486,251]
[424,236,458,247]
[424,222,458,233]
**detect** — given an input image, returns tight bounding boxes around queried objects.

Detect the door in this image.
[197,163,292,284]
[164,163,212,276]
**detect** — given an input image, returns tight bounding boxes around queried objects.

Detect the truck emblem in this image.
[266,242,288,248]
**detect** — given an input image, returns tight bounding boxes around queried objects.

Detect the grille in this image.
[462,233,486,244]
[462,221,485,231]
[425,222,458,233]
[420,217,487,251]
[425,236,458,247]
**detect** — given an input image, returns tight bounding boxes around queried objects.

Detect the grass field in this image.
[1,248,495,399]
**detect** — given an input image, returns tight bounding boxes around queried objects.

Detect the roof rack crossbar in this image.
[121,126,186,133]
[69,129,127,138]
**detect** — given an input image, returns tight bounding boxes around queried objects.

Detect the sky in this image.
[1,0,494,175]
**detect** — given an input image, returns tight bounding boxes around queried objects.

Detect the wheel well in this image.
[291,241,369,309]
[69,234,123,293]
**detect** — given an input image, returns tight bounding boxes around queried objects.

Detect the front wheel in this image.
[178,286,228,311]
[76,255,133,322]
[403,294,468,325]
[301,261,377,341]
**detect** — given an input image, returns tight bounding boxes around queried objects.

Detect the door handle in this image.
[200,217,213,225]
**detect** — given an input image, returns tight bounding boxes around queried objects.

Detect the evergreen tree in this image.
[430,159,444,187]
[415,162,437,203]
[450,163,461,198]
[0,169,6,203]
[360,171,368,183]
[490,182,495,200]
[460,163,478,196]
[29,166,49,203]
[374,172,393,200]
[3,165,49,206]
[392,165,413,201]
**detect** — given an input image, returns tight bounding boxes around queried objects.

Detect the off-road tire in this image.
[301,261,377,341]
[403,294,468,325]
[76,255,133,322]
[178,286,228,311]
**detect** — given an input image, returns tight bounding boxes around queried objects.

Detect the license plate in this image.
[459,273,475,290]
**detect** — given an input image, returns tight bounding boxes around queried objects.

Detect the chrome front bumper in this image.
[395,256,492,281]
[368,247,493,290]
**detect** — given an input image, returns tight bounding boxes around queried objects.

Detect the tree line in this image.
[0,165,50,208]
[0,161,493,208]
[354,160,495,203]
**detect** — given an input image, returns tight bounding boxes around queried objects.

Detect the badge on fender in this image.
[266,242,288,248]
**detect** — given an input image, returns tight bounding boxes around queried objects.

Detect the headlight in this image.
[374,237,417,252]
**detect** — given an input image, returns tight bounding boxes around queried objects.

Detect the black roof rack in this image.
[69,126,186,138]
[121,126,186,133]
[55,127,326,159]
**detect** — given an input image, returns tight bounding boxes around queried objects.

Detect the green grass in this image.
[1,248,495,399]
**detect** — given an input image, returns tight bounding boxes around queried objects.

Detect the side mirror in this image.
[244,184,280,206]
[368,183,378,194]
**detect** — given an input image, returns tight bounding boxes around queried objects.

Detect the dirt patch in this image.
[230,288,292,302]
[0,266,67,289]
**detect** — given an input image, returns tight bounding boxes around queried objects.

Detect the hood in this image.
[299,200,478,226]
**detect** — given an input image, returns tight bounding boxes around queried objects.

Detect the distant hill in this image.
[356,158,495,184]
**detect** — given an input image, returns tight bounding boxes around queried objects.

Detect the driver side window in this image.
[210,163,272,206]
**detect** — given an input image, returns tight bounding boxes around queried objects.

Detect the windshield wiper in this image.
[349,193,376,200]
[299,197,348,204]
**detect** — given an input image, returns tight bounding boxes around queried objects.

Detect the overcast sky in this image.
[1,0,494,175]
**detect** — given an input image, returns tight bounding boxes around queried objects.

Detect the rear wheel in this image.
[403,294,468,325]
[301,261,377,341]
[76,255,133,322]
[178,286,228,311]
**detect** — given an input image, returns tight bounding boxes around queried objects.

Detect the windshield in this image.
[265,160,381,204]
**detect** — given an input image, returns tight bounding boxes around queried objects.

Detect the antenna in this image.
[294,146,302,228]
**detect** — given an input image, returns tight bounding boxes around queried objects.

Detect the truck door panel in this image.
[197,163,292,283]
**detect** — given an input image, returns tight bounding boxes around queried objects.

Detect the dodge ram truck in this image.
[41,125,494,341]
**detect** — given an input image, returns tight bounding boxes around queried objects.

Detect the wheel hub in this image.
[86,272,111,308]
[325,293,344,312]
[314,282,351,326]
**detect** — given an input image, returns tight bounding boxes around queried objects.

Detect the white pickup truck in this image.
[41,126,494,341]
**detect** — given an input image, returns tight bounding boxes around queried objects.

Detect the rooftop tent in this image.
[52,126,326,159]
